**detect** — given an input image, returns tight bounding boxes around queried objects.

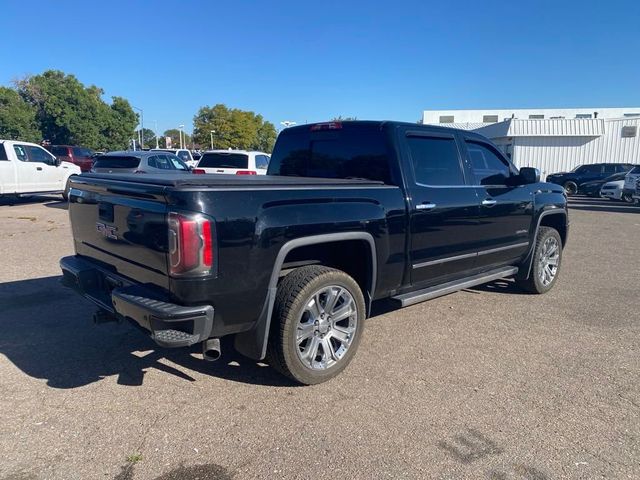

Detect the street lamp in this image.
[280,120,297,129]
[154,120,159,149]
[178,124,185,149]
[210,130,215,150]
[132,106,144,149]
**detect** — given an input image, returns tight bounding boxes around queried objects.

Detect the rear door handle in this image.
[416,202,437,210]
[36,167,43,171]
[482,199,497,206]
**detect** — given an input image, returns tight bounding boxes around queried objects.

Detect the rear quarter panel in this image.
[167,185,407,336]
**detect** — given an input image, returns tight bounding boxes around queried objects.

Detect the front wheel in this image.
[516,226,563,294]
[563,181,578,196]
[267,265,366,385]
[622,192,635,204]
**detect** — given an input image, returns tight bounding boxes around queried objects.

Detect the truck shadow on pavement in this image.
[0,194,65,208]
[0,275,295,389]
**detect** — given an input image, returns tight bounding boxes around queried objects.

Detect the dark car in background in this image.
[580,172,629,197]
[46,145,95,172]
[546,163,635,195]
[91,151,190,174]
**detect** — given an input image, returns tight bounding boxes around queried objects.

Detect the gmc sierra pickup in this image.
[60,121,569,384]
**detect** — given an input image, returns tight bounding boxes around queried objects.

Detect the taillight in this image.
[168,212,214,277]
[192,168,206,174]
[236,170,257,175]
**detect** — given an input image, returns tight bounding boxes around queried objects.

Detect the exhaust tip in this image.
[203,338,221,362]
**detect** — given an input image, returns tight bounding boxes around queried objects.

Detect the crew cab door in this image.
[461,137,532,268]
[401,129,480,287]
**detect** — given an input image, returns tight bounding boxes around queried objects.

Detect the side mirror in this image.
[519,167,540,184]
[54,156,61,167]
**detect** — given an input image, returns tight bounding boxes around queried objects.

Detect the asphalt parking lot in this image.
[0,195,638,480]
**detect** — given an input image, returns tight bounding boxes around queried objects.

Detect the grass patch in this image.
[126,453,143,464]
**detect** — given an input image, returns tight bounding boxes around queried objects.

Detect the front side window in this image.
[406,136,465,186]
[581,165,602,174]
[72,147,93,157]
[13,145,28,161]
[51,146,69,157]
[466,141,511,185]
[603,164,618,174]
[26,145,56,164]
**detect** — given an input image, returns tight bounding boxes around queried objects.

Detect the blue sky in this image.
[2,0,639,133]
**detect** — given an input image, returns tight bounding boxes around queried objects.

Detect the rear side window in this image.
[199,153,249,169]
[466,141,511,185]
[406,136,464,186]
[13,145,28,162]
[72,147,93,157]
[581,165,602,174]
[267,125,392,183]
[255,154,269,170]
[93,156,141,168]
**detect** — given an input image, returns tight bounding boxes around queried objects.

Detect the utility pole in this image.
[179,125,185,149]
[133,106,144,149]
[154,120,159,149]
[210,130,215,150]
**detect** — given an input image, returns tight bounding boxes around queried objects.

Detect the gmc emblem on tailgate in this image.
[96,222,118,240]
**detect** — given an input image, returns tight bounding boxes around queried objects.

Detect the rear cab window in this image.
[267,123,392,184]
[93,156,141,169]
[199,153,249,169]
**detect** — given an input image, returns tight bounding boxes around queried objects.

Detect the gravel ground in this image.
[0,195,638,480]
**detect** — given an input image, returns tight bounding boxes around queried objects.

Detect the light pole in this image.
[210,130,215,150]
[132,106,144,149]
[154,120,159,149]
[179,124,184,149]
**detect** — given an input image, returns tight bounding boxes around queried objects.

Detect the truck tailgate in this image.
[68,175,170,289]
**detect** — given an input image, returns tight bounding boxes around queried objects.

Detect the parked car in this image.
[193,150,270,175]
[580,172,628,197]
[91,151,190,174]
[60,120,568,385]
[192,151,202,162]
[623,166,640,203]
[546,163,635,195]
[151,148,196,167]
[45,145,95,172]
[599,180,625,201]
[1,140,81,200]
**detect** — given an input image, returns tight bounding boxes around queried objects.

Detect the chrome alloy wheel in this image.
[538,236,560,286]
[295,285,358,370]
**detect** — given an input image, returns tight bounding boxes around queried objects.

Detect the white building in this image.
[422,107,640,127]
[422,108,640,179]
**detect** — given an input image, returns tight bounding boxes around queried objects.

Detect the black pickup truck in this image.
[60,121,569,384]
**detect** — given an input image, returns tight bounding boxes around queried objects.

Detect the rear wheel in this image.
[62,175,76,201]
[563,181,578,196]
[267,265,365,385]
[516,227,563,294]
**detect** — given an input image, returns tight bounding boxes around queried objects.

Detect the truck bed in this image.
[78,172,386,189]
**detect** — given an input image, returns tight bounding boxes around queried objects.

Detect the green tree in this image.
[163,129,191,149]
[193,104,277,152]
[0,87,41,142]
[15,70,137,150]
[134,128,157,148]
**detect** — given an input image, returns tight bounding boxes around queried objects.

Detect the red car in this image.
[46,145,95,172]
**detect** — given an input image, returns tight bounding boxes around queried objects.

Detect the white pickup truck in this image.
[0,140,81,200]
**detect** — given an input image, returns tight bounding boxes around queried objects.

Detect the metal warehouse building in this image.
[423,108,640,179]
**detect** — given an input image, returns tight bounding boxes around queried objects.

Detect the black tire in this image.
[563,181,578,196]
[267,265,366,385]
[516,226,563,294]
[622,192,635,204]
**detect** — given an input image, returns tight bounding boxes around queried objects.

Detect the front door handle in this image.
[416,202,437,210]
[36,167,43,171]
[482,199,497,206]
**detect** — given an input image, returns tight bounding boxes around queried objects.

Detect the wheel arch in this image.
[234,232,377,360]
[519,209,568,280]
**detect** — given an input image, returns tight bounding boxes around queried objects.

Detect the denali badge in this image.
[96,222,118,240]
